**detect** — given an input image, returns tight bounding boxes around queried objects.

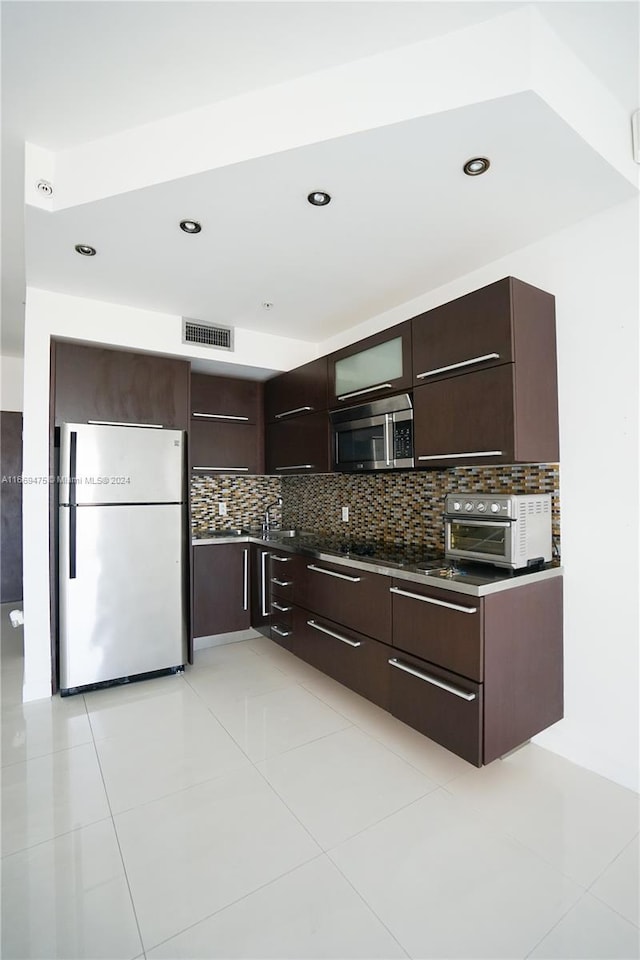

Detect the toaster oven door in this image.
[445,518,514,566]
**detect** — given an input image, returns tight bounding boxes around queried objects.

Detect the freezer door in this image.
[59,423,185,505]
[59,503,187,690]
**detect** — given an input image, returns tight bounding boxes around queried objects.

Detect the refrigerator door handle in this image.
[68,430,77,504]
[69,506,77,579]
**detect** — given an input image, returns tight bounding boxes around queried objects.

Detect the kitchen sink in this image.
[205,528,247,537]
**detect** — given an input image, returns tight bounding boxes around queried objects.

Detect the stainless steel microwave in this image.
[329,394,414,472]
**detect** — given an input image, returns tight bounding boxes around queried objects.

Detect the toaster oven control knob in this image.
[452,500,461,511]
[464,501,474,512]
[477,502,486,513]
[490,502,501,513]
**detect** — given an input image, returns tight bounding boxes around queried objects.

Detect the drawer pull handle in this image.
[88,420,164,429]
[271,555,291,563]
[307,564,361,583]
[307,620,361,648]
[416,353,500,379]
[274,464,314,471]
[193,466,250,472]
[192,413,250,421]
[275,406,313,419]
[271,601,292,613]
[337,383,393,401]
[390,586,476,614]
[388,658,476,701]
[417,452,502,461]
[271,577,292,587]
[272,625,291,638]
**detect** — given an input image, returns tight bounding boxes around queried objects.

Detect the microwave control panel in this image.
[393,421,413,460]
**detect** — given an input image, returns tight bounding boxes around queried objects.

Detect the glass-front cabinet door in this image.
[328,321,412,406]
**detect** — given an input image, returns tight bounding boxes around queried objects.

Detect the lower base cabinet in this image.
[192,543,250,638]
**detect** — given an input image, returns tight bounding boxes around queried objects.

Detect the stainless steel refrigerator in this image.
[58,422,188,694]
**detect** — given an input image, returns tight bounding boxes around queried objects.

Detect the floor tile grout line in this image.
[587,888,640,931]
[143,851,327,956]
[522,888,594,959]
[86,705,147,958]
[442,784,637,893]
[324,856,412,959]
[0,812,114,861]
[584,828,640,895]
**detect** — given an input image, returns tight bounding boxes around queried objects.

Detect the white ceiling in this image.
[2,1,638,358]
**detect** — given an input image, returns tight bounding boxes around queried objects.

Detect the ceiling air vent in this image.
[182,318,234,351]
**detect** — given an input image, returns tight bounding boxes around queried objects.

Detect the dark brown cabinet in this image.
[411,277,559,466]
[265,357,328,423]
[190,373,263,475]
[268,548,301,650]
[192,542,250,638]
[53,341,190,429]
[265,411,330,475]
[328,321,412,407]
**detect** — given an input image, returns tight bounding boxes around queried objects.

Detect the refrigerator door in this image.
[59,423,185,505]
[59,503,187,690]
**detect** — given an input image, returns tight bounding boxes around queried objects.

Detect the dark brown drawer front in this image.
[267,550,300,603]
[298,561,392,643]
[295,608,390,710]
[391,580,483,681]
[389,652,482,766]
[270,604,294,651]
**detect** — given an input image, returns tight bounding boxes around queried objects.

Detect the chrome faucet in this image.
[263,496,283,534]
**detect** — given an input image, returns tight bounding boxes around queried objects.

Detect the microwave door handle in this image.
[385,414,392,466]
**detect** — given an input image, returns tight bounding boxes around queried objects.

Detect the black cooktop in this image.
[295,535,445,569]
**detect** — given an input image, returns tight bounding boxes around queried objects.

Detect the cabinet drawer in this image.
[270,604,294,652]
[298,560,392,643]
[295,608,390,710]
[391,580,483,681]
[389,652,482,766]
[268,551,299,602]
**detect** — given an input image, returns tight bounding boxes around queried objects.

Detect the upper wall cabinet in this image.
[190,373,263,475]
[411,277,550,385]
[53,341,190,429]
[412,278,559,466]
[264,357,328,423]
[191,373,260,424]
[328,321,412,407]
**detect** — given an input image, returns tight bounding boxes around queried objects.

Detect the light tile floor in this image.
[1,605,638,960]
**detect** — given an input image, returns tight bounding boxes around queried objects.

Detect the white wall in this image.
[319,196,640,793]
[20,291,318,704]
[1,354,24,411]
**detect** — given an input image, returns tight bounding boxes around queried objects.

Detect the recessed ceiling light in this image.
[74,244,96,256]
[179,219,202,234]
[307,191,331,206]
[463,157,490,176]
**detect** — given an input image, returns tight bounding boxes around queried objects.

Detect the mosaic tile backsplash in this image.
[192,465,560,556]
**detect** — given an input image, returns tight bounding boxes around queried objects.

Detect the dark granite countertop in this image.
[191,528,562,597]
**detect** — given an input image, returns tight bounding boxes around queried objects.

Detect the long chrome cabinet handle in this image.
[388,658,476,701]
[271,601,292,613]
[271,577,292,587]
[307,619,361,647]
[389,585,477,614]
[193,466,250,472]
[337,383,393,401]
[243,548,248,611]
[192,412,250,421]
[415,353,500,379]
[274,406,313,419]
[88,420,163,429]
[271,555,291,563]
[272,625,291,638]
[417,451,502,461]
[274,464,314,471]
[307,564,361,583]
[260,551,269,617]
